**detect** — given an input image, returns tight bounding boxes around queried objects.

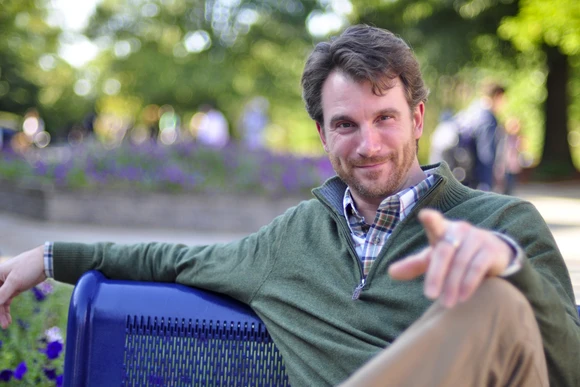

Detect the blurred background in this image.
[2,3,579,382]
[1,0,579,194]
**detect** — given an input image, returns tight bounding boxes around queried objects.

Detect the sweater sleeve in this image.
[500,201,580,387]
[52,208,290,305]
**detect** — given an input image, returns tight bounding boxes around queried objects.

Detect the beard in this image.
[329,137,417,201]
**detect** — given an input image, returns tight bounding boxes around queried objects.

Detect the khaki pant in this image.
[340,278,548,387]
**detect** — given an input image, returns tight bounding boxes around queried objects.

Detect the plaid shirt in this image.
[44,241,54,278]
[344,173,436,277]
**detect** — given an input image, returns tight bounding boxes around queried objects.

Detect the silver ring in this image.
[443,232,461,249]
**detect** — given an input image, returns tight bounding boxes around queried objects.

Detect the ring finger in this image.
[424,224,461,300]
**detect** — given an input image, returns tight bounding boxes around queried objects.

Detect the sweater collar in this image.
[312,161,470,215]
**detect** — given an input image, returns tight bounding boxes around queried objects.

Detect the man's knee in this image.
[471,278,532,318]
[425,278,536,335]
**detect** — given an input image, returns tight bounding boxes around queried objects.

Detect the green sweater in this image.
[53,163,580,386]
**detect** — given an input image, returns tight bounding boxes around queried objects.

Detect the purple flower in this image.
[56,374,63,387]
[44,368,57,380]
[31,282,53,301]
[37,281,54,295]
[45,326,63,343]
[281,169,298,191]
[13,362,27,380]
[44,341,63,360]
[53,164,69,184]
[17,319,30,330]
[0,370,12,382]
[31,287,46,301]
[118,166,143,181]
[159,165,186,185]
[317,157,335,178]
[34,160,49,175]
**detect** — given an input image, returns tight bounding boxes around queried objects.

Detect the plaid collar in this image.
[343,171,436,276]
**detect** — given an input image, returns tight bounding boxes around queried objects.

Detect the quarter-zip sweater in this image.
[53,163,580,386]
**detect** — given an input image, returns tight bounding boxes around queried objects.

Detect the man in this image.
[455,82,506,191]
[1,25,579,386]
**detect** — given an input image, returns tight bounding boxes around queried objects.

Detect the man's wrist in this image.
[43,241,54,279]
[493,233,524,277]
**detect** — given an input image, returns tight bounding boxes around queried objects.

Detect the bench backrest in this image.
[63,271,290,386]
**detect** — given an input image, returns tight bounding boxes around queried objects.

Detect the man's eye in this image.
[338,122,353,128]
[379,115,391,121]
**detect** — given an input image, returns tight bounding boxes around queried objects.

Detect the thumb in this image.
[0,278,16,306]
[0,261,17,306]
[0,277,19,329]
[389,247,431,280]
[418,209,449,246]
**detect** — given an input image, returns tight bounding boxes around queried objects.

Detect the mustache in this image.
[349,154,395,166]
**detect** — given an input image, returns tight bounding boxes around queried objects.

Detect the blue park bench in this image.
[63,271,580,387]
[63,271,289,386]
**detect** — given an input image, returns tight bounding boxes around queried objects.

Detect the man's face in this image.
[316,71,425,205]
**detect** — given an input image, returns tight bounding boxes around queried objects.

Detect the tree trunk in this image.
[537,45,577,178]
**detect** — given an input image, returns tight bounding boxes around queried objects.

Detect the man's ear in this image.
[413,102,425,140]
[316,122,328,153]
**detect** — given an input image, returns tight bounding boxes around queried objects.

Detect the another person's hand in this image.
[0,245,46,329]
[389,209,512,308]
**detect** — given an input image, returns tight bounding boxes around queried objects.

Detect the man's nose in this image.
[356,125,382,157]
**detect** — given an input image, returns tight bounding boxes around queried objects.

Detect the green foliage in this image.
[0,0,94,135]
[499,0,580,55]
[0,0,51,113]
[78,0,324,154]
[0,153,30,179]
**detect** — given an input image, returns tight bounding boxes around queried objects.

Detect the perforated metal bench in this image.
[63,271,290,386]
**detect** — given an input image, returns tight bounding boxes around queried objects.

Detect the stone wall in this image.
[0,181,47,219]
[0,182,309,233]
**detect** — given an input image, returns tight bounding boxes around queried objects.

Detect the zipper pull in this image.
[352,279,366,300]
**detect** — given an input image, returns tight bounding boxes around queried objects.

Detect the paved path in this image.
[512,182,580,300]
[2,182,579,298]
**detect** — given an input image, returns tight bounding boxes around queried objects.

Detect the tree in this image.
[0,0,56,115]
[81,0,325,152]
[0,0,96,138]
[499,0,580,177]
[352,0,580,177]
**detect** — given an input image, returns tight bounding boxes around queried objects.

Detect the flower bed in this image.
[0,142,334,196]
[1,142,335,232]
[0,278,72,386]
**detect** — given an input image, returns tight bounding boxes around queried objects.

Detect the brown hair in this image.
[301,25,429,125]
[482,82,506,99]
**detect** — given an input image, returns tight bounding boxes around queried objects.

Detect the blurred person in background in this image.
[454,82,506,191]
[238,96,269,150]
[195,104,230,148]
[495,117,524,195]
[428,109,457,165]
[0,127,17,151]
